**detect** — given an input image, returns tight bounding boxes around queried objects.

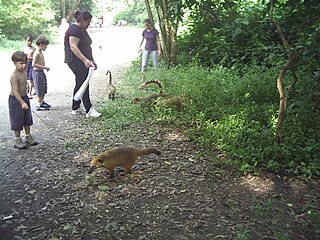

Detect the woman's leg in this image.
[141,50,150,72]
[68,61,92,112]
[151,50,159,69]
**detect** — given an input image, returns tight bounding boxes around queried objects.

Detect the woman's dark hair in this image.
[12,51,27,63]
[24,33,33,41]
[74,11,92,22]
[144,19,153,25]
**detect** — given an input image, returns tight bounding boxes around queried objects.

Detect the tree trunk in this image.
[144,0,154,24]
[269,0,302,143]
[66,0,81,23]
[154,0,180,65]
[62,0,66,18]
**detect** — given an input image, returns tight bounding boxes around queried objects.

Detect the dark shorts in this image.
[27,61,33,80]
[8,95,33,131]
[33,70,47,97]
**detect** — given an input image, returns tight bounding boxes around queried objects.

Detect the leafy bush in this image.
[0,0,55,40]
[117,60,320,179]
[178,0,320,72]
[113,0,149,26]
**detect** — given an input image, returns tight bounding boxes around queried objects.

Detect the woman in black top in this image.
[64,11,101,118]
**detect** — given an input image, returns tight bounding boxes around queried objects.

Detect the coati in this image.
[133,80,164,104]
[138,80,164,95]
[133,80,189,109]
[106,70,116,100]
[87,147,161,177]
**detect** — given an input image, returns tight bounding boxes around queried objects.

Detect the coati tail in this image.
[106,70,112,84]
[139,148,161,156]
[139,80,164,95]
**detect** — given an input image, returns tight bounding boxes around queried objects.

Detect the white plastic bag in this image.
[73,66,95,101]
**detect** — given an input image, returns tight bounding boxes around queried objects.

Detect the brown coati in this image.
[133,80,189,109]
[88,147,161,177]
[138,80,164,95]
[133,80,164,104]
[106,70,116,100]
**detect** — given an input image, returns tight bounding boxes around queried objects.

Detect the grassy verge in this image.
[98,59,320,180]
[0,39,22,52]
[0,30,59,53]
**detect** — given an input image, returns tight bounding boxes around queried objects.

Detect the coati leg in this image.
[105,165,115,178]
[124,161,134,174]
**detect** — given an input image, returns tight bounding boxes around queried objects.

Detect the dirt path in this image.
[0,27,319,240]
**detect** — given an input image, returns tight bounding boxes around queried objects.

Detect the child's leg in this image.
[24,126,38,145]
[24,126,30,135]
[27,80,34,95]
[37,96,44,104]
[15,131,21,138]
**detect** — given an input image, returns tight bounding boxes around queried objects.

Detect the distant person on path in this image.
[138,19,160,72]
[22,34,36,99]
[32,36,51,111]
[9,51,38,149]
[58,18,69,43]
[64,10,101,118]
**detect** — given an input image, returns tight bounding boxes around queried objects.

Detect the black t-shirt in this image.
[64,24,93,63]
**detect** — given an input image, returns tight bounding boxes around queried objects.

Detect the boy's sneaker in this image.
[36,104,46,111]
[71,108,86,115]
[14,138,27,149]
[36,102,50,111]
[42,102,51,109]
[86,107,101,118]
[25,135,38,146]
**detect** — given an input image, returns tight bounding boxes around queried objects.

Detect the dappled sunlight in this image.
[239,174,275,194]
[163,131,186,142]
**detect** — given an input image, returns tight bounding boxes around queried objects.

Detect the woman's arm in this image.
[138,37,144,52]
[69,36,92,68]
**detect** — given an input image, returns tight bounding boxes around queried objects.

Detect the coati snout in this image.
[87,157,103,174]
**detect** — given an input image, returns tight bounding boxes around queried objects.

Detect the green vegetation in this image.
[100,54,319,179]
[0,0,318,178]
[113,0,149,26]
[0,0,109,49]
[106,0,319,180]
[0,0,55,40]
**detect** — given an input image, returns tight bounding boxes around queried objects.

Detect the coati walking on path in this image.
[88,147,161,177]
[106,70,116,100]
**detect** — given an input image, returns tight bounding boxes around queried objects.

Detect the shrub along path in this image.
[0,27,319,240]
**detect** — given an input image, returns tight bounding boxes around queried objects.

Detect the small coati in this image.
[87,147,161,177]
[133,80,189,109]
[106,70,116,100]
[138,80,164,95]
[133,80,164,104]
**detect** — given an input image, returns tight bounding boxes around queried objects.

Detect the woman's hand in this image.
[92,61,97,70]
[84,59,93,68]
[158,50,161,57]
